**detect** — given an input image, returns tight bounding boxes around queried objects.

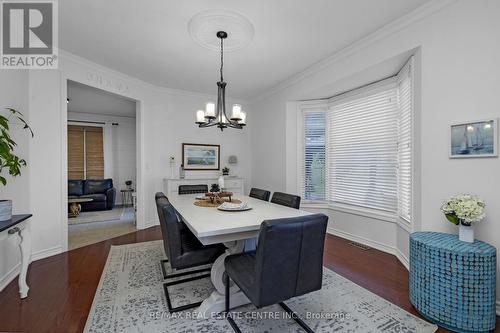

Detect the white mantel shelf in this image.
[163,177,244,195]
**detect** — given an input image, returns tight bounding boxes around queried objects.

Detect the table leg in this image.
[18,223,31,299]
[197,239,255,317]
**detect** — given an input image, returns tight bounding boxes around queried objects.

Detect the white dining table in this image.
[168,193,314,316]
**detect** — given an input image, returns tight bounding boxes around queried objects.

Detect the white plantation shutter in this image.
[326,79,398,212]
[300,109,326,200]
[397,57,414,223]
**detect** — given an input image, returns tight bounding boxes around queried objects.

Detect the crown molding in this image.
[251,0,457,103]
[58,50,249,104]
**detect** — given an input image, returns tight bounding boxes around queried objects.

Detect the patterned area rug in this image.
[84,240,437,333]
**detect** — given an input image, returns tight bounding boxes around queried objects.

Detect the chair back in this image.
[249,188,271,201]
[254,213,328,307]
[155,192,182,263]
[270,192,301,209]
[178,184,208,195]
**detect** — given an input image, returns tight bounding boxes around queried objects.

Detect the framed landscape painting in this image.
[182,143,220,170]
[450,119,497,158]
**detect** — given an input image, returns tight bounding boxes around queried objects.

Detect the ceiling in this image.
[67,80,136,117]
[60,0,430,100]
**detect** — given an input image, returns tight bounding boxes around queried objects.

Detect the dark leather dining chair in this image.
[178,184,208,195]
[155,192,225,312]
[249,188,271,201]
[271,192,301,209]
[224,213,328,333]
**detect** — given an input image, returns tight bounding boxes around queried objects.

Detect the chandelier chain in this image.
[220,37,224,82]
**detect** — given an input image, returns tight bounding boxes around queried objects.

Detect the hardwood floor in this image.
[0,228,498,333]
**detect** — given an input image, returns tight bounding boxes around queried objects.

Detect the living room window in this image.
[299,57,414,222]
[68,125,104,179]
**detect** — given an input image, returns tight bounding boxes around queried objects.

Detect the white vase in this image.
[459,224,474,243]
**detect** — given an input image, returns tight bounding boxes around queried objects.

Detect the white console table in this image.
[0,214,32,299]
[164,177,244,195]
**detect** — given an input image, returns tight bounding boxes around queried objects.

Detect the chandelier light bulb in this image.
[231,104,242,121]
[196,110,206,124]
[205,102,216,118]
[239,111,246,125]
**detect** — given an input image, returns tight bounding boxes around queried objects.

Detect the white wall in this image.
[0,51,252,291]
[251,0,500,310]
[68,111,137,204]
[0,71,31,291]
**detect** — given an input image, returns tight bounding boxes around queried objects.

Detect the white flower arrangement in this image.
[441,194,486,226]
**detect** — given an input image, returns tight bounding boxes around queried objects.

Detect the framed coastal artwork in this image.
[182,143,220,170]
[450,119,498,158]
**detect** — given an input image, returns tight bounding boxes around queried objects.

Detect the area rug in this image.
[84,240,437,333]
[69,207,133,225]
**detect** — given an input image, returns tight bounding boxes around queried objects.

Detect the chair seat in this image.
[225,251,258,304]
[81,193,106,202]
[174,232,225,269]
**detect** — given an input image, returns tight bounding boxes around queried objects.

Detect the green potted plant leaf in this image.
[0,108,33,221]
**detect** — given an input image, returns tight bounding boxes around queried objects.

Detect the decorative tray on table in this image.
[193,192,243,208]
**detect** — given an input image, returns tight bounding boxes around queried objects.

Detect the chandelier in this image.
[195,31,246,131]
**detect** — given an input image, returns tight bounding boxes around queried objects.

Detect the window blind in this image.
[302,110,326,200]
[326,80,398,212]
[397,57,414,222]
[68,126,85,180]
[67,125,104,179]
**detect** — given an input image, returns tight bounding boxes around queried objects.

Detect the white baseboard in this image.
[395,248,409,270]
[0,262,21,292]
[327,226,398,257]
[31,245,62,262]
[0,245,61,293]
[140,219,159,230]
[327,227,410,270]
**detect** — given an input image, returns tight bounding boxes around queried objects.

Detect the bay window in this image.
[300,57,414,223]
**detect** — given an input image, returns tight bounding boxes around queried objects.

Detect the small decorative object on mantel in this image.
[125,180,133,190]
[0,108,34,221]
[169,156,175,178]
[210,184,220,193]
[222,166,229,176]
[441,194,486,243]
[179,164,185,179]
[218,175,225,191]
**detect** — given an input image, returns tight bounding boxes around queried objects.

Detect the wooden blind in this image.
[85,127,104,179]
[67,125,104,179]
[68,126,85,180]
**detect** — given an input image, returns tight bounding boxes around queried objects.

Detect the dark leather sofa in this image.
[68,179,116,211]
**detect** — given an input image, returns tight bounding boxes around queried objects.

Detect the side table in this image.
[409,232,496,333]
[0,214,33,299]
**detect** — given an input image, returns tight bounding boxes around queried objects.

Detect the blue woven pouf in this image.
[409,232,496,333]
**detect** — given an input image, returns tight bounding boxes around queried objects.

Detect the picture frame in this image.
[449,118,498,158]
[182,143,220,170]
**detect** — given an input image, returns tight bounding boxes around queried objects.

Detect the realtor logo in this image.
[1,1,58,69]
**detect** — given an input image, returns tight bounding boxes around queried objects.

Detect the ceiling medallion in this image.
[188,10,254,52]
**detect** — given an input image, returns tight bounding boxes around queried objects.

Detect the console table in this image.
[409,232,496,333]
[0,214,32,299]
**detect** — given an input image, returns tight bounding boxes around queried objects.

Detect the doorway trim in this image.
[61,76,146,252]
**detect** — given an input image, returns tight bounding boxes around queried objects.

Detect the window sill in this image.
[301,201,397,224]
